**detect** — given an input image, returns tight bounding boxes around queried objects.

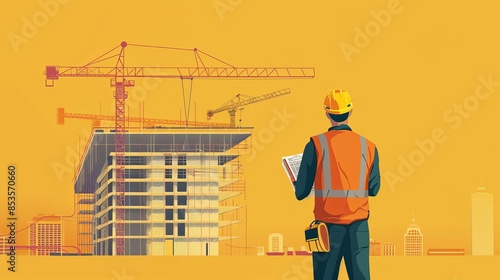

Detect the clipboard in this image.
[281,153,314,194]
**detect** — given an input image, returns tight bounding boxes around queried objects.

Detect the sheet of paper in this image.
[282,153,314,194]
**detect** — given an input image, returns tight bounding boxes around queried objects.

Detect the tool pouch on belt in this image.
[305,220,330,253]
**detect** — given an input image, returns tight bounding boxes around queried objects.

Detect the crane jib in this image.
[45,66,315,79]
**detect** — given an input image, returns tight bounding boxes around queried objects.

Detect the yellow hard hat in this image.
[324,89,353,114]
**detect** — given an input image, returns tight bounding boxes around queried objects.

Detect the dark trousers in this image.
[312,219,370,280]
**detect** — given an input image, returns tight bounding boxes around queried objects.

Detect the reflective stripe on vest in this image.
[317,133,332,191]
[358,135,367,191]
[315,133,368,198]
[314,189,368,198]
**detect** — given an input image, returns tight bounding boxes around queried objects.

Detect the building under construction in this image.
[75,127,251,256]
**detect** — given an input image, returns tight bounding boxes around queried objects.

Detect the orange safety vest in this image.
[311,129,376,225]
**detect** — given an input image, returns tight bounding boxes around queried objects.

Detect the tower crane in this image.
[207,88,291,128]
[44,41,314,255]
[56,107,231,128]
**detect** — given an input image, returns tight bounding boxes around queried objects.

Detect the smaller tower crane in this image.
[207,88,291,128]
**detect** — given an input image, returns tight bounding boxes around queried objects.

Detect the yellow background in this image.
[1,0,499,279]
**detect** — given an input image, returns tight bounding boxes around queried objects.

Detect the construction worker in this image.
[294,89,380,280]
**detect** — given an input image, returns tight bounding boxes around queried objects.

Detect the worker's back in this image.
[311,128,376,225]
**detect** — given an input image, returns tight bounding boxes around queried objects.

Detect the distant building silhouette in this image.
[29,216,63,256]
[369,239,381,256]
[256,246,265,256]
[295,245,312,256]
[268,233,283,253]
[0,236,7,255]
[382,242,396,256]
[471,187,494,256]
[427,248,465,256]
[404,214,423,256]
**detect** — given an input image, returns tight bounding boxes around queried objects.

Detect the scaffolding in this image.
[218,138,249,255]
[76,193,94,255]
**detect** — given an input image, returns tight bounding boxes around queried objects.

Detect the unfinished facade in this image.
[74,128,250,256]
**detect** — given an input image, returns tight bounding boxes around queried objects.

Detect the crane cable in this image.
[181,78,194,150]
[181,78,194,128]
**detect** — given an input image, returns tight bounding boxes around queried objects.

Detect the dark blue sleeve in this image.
[294,140,317,200]
[368,147,380,196]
